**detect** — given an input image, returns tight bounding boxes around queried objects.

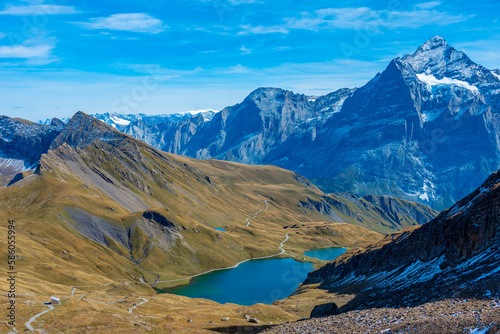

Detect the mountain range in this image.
[79,36,500,211]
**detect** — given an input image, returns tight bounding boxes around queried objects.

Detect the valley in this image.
[0,111,437,332]
[0,35,499,333]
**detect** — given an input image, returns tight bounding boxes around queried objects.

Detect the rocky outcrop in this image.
[50,111,132,150]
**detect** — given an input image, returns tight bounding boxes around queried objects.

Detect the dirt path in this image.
[25,304,54,331]
[246,197,268,226]
[128,297,149,314]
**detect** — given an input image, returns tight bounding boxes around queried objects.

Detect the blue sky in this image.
[0,0,499,121]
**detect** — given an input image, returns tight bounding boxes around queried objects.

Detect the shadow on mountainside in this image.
[208,324,277,333]
[325,272,500,314]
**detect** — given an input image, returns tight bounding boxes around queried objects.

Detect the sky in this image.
[0,0,499,122]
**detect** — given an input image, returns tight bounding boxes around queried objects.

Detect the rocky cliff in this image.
[306,167,500,310]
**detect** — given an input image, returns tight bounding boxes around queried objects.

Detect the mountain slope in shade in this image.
[304,167,500,310]
[0,116,63,185]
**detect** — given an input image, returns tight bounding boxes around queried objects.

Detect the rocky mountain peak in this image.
[50,117,65,127]
[419,35,449,51]
[400,36,486,83]
[50,111,130,150]
[244,87,290,108]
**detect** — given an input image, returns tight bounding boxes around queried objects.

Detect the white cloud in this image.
[223,64,248,73]
[75,13,166,34]
[414,1,441,10]
[240,45,251,54]
[0,43,53,58]
[239,7,470,34]
[0,4,80,15]
[238,24,289,35]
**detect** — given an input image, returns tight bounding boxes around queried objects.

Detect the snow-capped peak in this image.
[402,36,461,74]
[492,70,500,82]
[419,36,449,51]
[399,36,496,85]
[184,109,218,115]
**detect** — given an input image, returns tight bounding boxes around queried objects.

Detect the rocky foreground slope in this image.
[306,168,500,309]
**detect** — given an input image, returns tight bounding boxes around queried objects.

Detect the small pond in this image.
[304,247,347,261]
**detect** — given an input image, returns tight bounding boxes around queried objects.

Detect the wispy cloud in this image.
[453,39,500,69]
[0,44,54,59]
[238,24,289,35]
[238,7,471,34]
[240,45,251,54]
[75,13,166,34]
[414,1,441,10]
[0,4,80,15]
[223,64,248,73]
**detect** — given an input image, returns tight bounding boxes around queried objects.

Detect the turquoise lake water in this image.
[304,247,347,261]
[163,247,346,305]
[214,228,226,232]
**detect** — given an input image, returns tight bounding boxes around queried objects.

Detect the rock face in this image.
[112,37,500,211]
[0,116,63,180]
[118,87,354,164]
[305,168,500,310]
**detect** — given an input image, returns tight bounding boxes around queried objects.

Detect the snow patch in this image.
[332,96,347,114]
[420,109,446,122]
[110,115,131,126]
[491,71,500,81]
[419,193,429,201]
[417,73,479,94]
[184,109,217,115]
[0,157,30,173]
[469,327,491,334]
[410,179,435,202]
[183,109,218,122]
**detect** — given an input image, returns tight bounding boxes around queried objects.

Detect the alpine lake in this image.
[161,247,347,306]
